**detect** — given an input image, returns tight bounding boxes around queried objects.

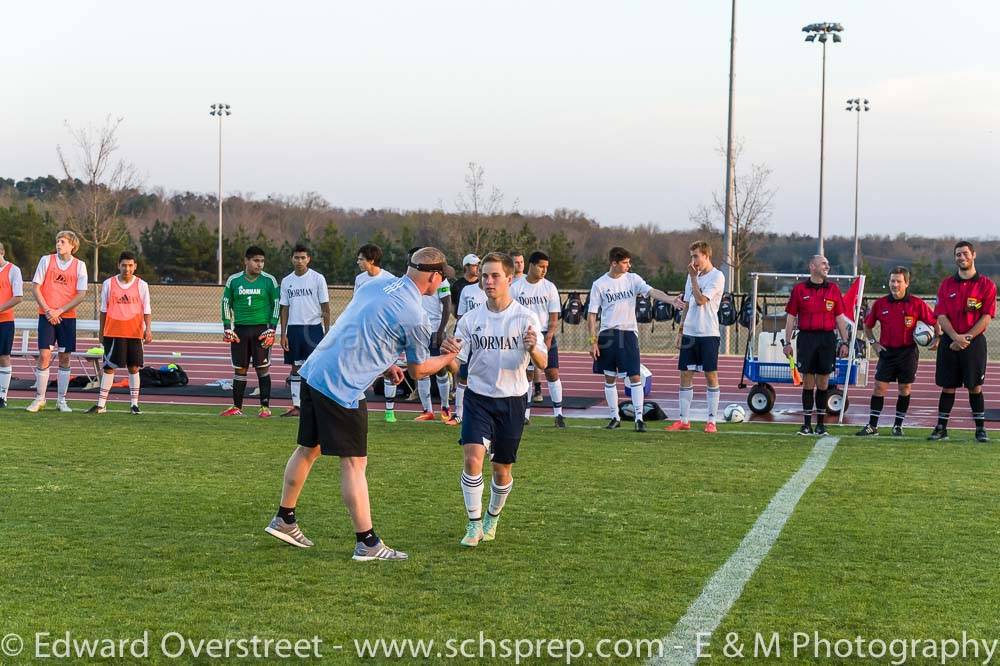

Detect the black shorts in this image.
[283,324,325,366]
[459,389,526,465]
[103,337,144,370]
[0,321,13,356]
[935,334,988,389]
[875,345,919,384]
[678,335,720,372]
[795,330,837,375]
[592,329,641,377]
[297,383,368,457]
[231,324,271,369]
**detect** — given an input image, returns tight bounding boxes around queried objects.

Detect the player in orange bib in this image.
[27,230,89,413]
[0,241,26,408]
[86,252,152,415]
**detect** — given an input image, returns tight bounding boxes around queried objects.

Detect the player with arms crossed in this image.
[455,252,547,546]
[279,244,330,417]
[855,266,937,437]
[220,246,281,417]
[87,252,152,414]
[27,230,89,413]
[265,248,461,560]
[588,246,674,432]
[0,241,24,408]
[929,241,996,443]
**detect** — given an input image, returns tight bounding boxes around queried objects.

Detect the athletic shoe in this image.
[797,424,814,436]
[440,407,453,423]
[532,389,543,403]
[634,420,647,433]
[130,405,142,415]
[554,415,566,429]
[482,513,500,541]
[814,425,828,436]
[460,520,483,547]
[86,405,107,414]
[927,425,949,441]
[56,401,73,413]
[280,406,301,418]
[352,539,408,561]
[25,399,46,412]
[220,406,243,417]
[383,409,396,423]
[0,397,6,408]
[444,414,459,426]
[605,418,621,430]
[664,421,691,432]
[264,516,314,548]
[891,425,904,437]
[975,429,989,443]
[413,411,435,421]
[855,424,879,437]
[704,422,718,434]
[258,407,272,418]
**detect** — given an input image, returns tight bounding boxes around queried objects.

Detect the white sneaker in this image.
[26,399,46,412]
[56,401,73,413]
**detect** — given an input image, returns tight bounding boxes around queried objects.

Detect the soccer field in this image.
[2,401,998,664]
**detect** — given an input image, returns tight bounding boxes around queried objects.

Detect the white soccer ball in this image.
[913,321,935,347]
[723,403,746,423]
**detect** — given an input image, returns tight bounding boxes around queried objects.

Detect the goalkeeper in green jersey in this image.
[220,246,281,417]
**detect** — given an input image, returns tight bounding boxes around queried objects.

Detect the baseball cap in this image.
[462,254,481,266]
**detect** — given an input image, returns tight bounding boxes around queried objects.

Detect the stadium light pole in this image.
[722,0,738,355]
[209,103,232,285]
[802,22,844,256]
[846,98,870,276]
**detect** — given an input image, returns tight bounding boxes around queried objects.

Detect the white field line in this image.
[649,436,840,666]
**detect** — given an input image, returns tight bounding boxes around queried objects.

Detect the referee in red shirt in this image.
[855,266,937,437]
[782,255,852,436]
[929,241,996,442]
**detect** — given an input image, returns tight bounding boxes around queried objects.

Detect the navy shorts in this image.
[527,335,560,372]
[283,324,325,365]
[0,321,13,356]
[678,335,720,372]
[459,389,527,465]
[38,316,77,353]
[592,329,641,377]
[459,362,469,381]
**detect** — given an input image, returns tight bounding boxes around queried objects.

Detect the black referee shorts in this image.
[874,345,919,384]
[935,334,987,390]
[297,383,369,457]
[795,330,837,376]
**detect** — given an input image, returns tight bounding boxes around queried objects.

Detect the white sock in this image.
[455,384,466,420]
[488,477,513,517]
[35,367,50,400]
[129,371,140,406]
[437,374,450,410]
[0,366,11,399]
[707,386,721,423]
[604,380,619,419]
[679,386,694,423]
[57,367,71,402]
[383,378,395,410]
[548,379,563,416]
[461,472,484,520]
[290,375,301,407]
[97,372,115,408]
[524,394,531,420]
[630,379,645,422]
[417,377,432,412]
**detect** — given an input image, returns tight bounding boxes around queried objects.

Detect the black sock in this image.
[356,528,379,547]
[970,392,986,430]
[277,505,296,523]
[802,389,814,427]
[815,389,829,426]
[534,381,542,393]
[869,395,884,427]
[894,394,911,427]
[937,392,955,428]
[233,374,248,408]
[258,372,271,407]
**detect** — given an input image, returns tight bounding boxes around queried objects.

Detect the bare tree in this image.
[57,116,140,281]
[454,162,518,256]
[689,139,775,290]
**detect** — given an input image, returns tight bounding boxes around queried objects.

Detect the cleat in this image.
[0,397,6,408]
[383,409,396,423]
[928,425,949,442]
[413,411,435,422]
[353,539,408,561]
[855,424,879,437]
[664,421,691,432]
[220,406,244,417]
[86,405,107,414]
[264,516,314,548]
[554,415,566,428]
[605,418,621,430]
[815,424,828,436]
[482,513,500,541]
[460,520,483,547]
[25,399,46,413]
[56,401,73,413]
[130,405,142,415]
[280,406,301,418]
[258,407,272,418]
[797,424,814,436]
[532,389,543,403]
[444,414,459,426]
[634,419,647,433]
[975,429,989,443]
[704,421,718,434]
[440,407,453,423]
[891,425,904,437]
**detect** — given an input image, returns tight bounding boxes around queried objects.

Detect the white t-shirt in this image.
[510,277,561,333]
[422,278,451,330]
[456,282,487,317]
[280,269,330,326]
[456,300,546,398]
[588,272,652,333]
[99,276,152,314]
[354,268,396,291]
[682,268,726,337]
[1,263,24,298]
[32,255,89,291]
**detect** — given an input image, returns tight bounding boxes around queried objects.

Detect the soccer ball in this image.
[723,403,746,423]
[913,321,935,347]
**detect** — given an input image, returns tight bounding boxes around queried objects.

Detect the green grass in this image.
[1,401,997,664]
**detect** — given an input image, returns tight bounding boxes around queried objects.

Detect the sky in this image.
[4,1,998,238]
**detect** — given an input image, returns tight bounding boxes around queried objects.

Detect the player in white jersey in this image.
[409,247,454,423]
[511,251,565,427]
[0,241,24,408]
[510,250,526,283]
[588,246,674,432]
[451,279,487,425]
[454,252,547,546]
[279,245,331,417]
[665,241,726,433]
[354,243,396,292]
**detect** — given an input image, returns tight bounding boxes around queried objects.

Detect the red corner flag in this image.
[842,277,862,322]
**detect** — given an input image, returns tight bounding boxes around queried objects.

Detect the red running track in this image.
[6,339,998,429]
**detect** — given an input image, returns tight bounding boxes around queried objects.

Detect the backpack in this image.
[140,364,189,388]
[619,401,668,422]
[561,292,584,325]
[718,292,737,327]
[738,295,760,329]
[635,294,653,324]
[653,299,674,322]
